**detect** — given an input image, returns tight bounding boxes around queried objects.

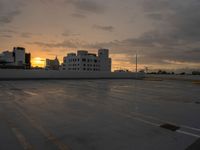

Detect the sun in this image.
[32,57,45,67]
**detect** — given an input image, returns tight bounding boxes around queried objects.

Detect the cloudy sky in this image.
[0,0,200,71]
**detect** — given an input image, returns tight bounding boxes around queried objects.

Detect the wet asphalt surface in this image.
[0,79,200,150]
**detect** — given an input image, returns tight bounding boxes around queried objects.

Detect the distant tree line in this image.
[147,70,175,75]
[147,70,200,75]
[192,71,200,75]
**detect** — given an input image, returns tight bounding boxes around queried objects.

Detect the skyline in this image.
[0,0,200,72]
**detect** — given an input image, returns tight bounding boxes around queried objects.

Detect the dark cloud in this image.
[30,39,117,51]
[0,29,17,38]
[66,0,106,14]
[0,29,34,39]
[0,0,26,26]
[185,48,200,54]
[0,34,13,38]
[21,32,33,38]
[30,40,83,48]
[143,0,200,43]
[62,30,80,37]
[142,0,174,12]
[93,25,114,32]
[124,0,200,66]
[31,34,200,67]
[147,13,163,21]
[39,0,56,3]
[71,13,86,18]
[0,10,21,25]
[2,0,198,69]
[0,29,17,34]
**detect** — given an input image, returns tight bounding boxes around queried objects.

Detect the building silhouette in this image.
[0,47,31,69]
[61,49,111,72]
[45,56,60,70]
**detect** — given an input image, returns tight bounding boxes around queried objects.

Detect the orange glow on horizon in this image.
[32,57,45,67]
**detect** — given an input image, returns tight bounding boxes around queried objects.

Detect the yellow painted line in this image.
[11,127,35,150]
[0,114,34,150]
[13,101,71,150]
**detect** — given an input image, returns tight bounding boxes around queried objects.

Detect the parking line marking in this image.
[0,114,35,150]
[23,91,38,96]
[13,101,71,150]
[177,130,200,138]
[118,112,200,138]
[11,127,35,150]
[129,111,200,133]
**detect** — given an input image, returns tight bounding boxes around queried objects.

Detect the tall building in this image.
[98,49,112,72]
[45,56,60,70]
[62,49,111,72]
[0,51,14,64]
[25,53,31,69]
[0,47,31,69]
[13,47,25,65]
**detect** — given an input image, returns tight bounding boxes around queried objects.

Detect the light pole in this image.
[136,52,138,73]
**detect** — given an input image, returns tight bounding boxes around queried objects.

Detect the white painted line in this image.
[23,91,38,96]
[130,111,200,133]
[126,114,160,126]
[120,113,160,127]
[177,130,200,138]
[120,113,200,138]
[182,125,200,132]
[7,92,13,95]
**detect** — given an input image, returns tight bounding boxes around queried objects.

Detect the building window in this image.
[82,58,86,62]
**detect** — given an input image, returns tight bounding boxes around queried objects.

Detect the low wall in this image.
[0,69,145,80]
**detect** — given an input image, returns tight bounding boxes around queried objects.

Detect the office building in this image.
[0,47,31,69]
[45,56,60,70]
[62,49,111,72]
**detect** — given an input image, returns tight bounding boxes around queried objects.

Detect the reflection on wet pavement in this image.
[0,80,200,150]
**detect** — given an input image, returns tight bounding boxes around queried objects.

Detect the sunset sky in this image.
[0,0,200,72]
